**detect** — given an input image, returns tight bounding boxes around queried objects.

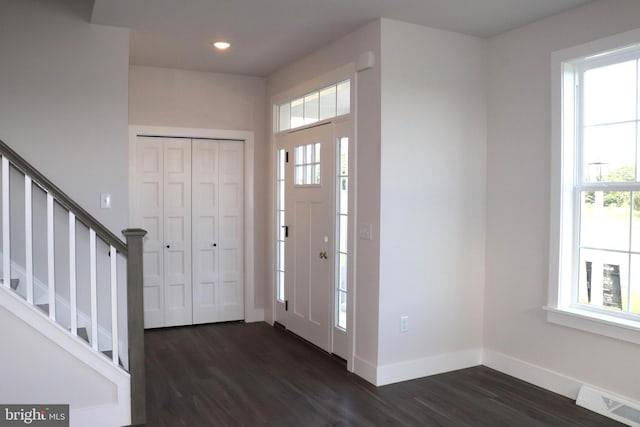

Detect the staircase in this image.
[0,139,146,426]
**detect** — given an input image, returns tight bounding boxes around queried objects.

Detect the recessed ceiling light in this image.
[212,41,231,50]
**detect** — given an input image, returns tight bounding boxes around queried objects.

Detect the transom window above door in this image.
[278,80,350,132]
[294,143,321,185]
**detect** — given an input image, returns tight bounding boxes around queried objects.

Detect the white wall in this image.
[377,19,487,382]
[0,0,130,236]
[0,305,129,427]
[485,0,640,401]
[129,65,267,311]
[267,20,382,372]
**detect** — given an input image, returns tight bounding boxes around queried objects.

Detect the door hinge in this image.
[282,225,288,238]
[285,151,289,163]
[285,300,288,311]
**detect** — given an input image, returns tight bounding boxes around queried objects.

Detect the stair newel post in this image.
[123,228,147,426]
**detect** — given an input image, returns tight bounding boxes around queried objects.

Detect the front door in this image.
[278,124,334,351]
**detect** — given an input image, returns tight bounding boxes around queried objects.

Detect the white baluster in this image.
[25,176,33,304]
[90,229,98,350]
[110,245,119,365]
[69,212,77,335]
[2,157,10,289]
[47,193,56,320]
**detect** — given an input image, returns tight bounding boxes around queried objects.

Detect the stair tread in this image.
[76,327,89,343]
[102,350,125,368]
[0,278,20,290]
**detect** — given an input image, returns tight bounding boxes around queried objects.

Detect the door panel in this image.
[192,141,220,324]
[219,143,244,321]
[279,124,333,352]
[138,137,244,328]
[137,137,165,328]
[192,140,244,323]
[163,138,192,327]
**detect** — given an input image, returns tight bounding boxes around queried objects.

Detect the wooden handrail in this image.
[0,139,127,255]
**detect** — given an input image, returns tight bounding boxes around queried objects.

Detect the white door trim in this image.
[128,125,261,323]
[269,62,357,371]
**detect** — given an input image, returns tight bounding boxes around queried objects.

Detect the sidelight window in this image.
[336,137,349,330]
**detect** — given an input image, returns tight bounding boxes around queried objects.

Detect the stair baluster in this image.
[46,192,56,321]
[2,156,10,289]
[0,138,147,424]
[25,175,33,304]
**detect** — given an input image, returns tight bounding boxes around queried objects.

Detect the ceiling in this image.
[91,0,594,77]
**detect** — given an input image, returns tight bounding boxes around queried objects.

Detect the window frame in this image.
[548,28,640,345]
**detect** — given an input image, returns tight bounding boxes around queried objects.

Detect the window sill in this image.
[544,306,640,345]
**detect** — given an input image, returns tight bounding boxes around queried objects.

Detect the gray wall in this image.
[0,0,130,236]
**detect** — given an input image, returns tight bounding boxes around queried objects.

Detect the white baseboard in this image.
[482,349,583,399]
[71,401,130,427]
[245,308,265,323]
[353,355,378,385]
[376,348,483,386]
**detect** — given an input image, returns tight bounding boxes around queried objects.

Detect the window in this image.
[336,137,349,330]
[549,31,640,344]
[294,143,320,186]
[278,80,350,132]
[276,149,286,302]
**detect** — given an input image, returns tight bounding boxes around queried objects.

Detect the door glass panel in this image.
[337,80,351,116]
[304,92,319,125]
[337,291,347,330]
[291,98,304,129]
[294,143,321,186]
[279,103,291,132]
[276,149,286,302]
[277,79,350,131]
[335,137,349,330]
[319,86,337,120]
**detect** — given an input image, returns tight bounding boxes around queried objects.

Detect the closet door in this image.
[192,140,244,323]
[137,137,192,328]
[136,137,165,328]
[163,138,192,327]
[219,142,244,321]
[192,141,220,323]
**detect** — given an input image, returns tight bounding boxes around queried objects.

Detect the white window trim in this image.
[548,28,640,345]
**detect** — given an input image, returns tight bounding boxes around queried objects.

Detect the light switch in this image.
[100,193,112,209]
[358,223,372,240]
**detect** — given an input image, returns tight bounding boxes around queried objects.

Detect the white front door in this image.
[279,124,334,351]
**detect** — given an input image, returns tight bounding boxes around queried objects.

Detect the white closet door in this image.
[163,138,193,327]
[136,137,165,329]
[192,140,244,323]
[192,140,220,324]
[219,142,244,321]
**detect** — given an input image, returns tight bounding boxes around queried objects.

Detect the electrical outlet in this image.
[400,315,409,333]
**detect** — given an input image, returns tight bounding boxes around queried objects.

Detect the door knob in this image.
[319,251,328,259]
[166,245,170,249]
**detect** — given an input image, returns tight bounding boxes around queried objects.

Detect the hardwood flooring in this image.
[144,322,621,426]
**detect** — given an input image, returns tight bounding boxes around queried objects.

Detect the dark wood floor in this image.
[143,322,621,426]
